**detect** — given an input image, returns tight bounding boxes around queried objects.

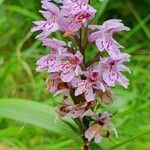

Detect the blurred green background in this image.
[0,0,150,150]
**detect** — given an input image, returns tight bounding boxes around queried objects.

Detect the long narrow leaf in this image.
[4,5,40,20]
[108,129,150,149]
[94,0,110,23]
[0,98,80,141]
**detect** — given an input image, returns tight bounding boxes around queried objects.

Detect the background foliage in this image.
[0,0,150,149]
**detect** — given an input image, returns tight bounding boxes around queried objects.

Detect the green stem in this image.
[81,26,89,65]
[85,52,101,67]
[81,27,89,50]
[73,118,86,132]
[83,143,90,150]
[89,0,91,5]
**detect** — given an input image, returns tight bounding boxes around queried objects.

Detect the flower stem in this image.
[83,143,90,150]
[86,52,101,67]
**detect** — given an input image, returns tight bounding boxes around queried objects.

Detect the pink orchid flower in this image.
[46,73,62,93]
[85,112,118,143]
[72,65,106,102]
[89,19,130,55]
[42,38,66,49]
[36,54,62,72]
[46,73,70,96]
[66,102,94,119]
[61,0,96,36]
[85,123,102,143]
[101,53,131,88]
[41,38,68,55]
[31,1,60,39]
[36,38,67,72]
[60,51,83,82]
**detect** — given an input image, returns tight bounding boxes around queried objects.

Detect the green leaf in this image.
[90,143,103,150]
[4,5,40,20]
[93,0,110,23]
[108,129,150,149]
[0,98,80,141]
[0,0,4,4]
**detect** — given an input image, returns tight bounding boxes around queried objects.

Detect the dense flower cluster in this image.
[32,0,131,146]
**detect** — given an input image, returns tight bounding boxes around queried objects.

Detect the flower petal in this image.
[94,132,102,143]
[103,69,116,87]
[75,85,86,96]
[60,68,75,82]
[85,87,95,102]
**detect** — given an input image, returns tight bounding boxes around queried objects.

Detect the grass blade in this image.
[4,5,40,20]
[108,129,150,149]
